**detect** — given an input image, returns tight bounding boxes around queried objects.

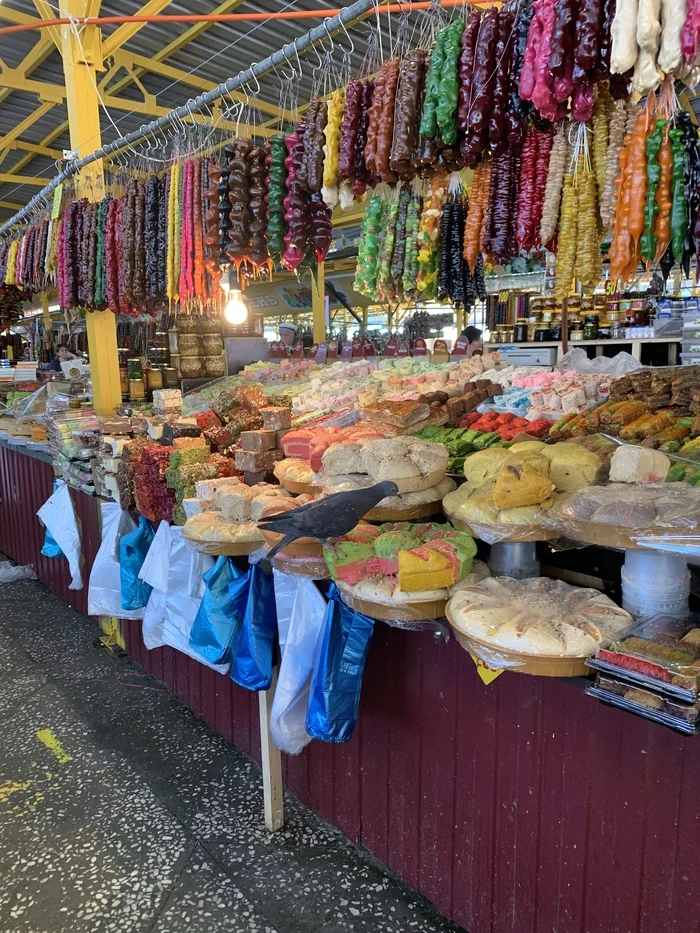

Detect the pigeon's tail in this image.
[265,534,296,561]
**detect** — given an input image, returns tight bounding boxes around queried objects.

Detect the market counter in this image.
[2,439,699,933]
[0,439,101,615]
[121,614,700,933]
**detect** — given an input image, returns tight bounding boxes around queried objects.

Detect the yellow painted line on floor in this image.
[35,729,72,764]
[0,780,32,804]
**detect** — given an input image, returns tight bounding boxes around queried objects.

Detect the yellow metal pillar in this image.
[61,0,121,415]
[455,308,464,334]
[311,262,326,345]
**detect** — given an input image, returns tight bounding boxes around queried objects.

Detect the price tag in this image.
[51,184,63,220]
[470,653,503,685]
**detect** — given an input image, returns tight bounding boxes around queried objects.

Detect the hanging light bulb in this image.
[219,269,231,296]
[224,288,248,325]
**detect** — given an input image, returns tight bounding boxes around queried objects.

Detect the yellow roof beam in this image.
[102,0,174,58]
[0,9,41,26]
[0,173,51,186]
[0,120,69,183]
[108,49,292,122]
[11,140,62,159]
[0,200,24,211]
[0,102,55,149]
[32,1,62,52]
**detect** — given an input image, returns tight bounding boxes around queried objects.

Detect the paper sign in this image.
[383,335,398,357]
[397,339,410,358]
[351,336,363,357]
[452,336,469,356]
[470,654,504,685]
[433,339,449,353]
[292,339,304,358]
[340,340,353,360]
[362,336,377,356]
[413,337,428,356]
[51,184,63,220]
[326,339,338,360]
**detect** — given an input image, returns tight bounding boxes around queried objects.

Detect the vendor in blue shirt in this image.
[47,344,78,372]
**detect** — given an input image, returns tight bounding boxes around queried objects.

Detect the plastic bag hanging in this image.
[88,502,144,619]
[41,480,64,558]
[305,584,375,744]
[119,514,155,611]
[37,480,83,590]
[189,556,249,666]
[270,569,328,755]
[230,563,278,692]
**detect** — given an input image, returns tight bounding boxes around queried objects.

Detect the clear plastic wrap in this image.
[548,482,700,552]
[586,675,700,734]
[321,521,481,630]
[446,576,635,675]
[588,613,700,701]
[181,511,263,555]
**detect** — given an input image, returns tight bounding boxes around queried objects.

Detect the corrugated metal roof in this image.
[0,0,395,220]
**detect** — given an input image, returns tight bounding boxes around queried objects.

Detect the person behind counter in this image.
[459,325,484,357]
[278,322,298,348]
[47,344,78,372]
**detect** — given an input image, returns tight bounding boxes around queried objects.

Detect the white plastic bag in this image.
[556,347,642,377]
[37,480,83,590]
[88,502,144,619]
[270,569,327,755]
[138,520,171,593]
[141,527,226,673]
[0,561,37,583]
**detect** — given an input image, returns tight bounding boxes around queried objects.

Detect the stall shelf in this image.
[1,441,698,933]
[486,336,681,364]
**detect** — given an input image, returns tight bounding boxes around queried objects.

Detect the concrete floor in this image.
[0,576,462,933]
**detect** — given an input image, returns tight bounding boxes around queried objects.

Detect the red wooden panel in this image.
[671,741,700,933]
[187,656,202,717]
[508,676,544,933]
[231,680,252,757]
[10,457,700,933]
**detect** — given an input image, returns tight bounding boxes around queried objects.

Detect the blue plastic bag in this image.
[119,515,155,611]
[189,556,249,666]
[305,585,375,744]
[41,481,64,558]
[230,564,278,691]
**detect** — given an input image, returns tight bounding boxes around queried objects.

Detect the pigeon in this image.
[258,481,400,560]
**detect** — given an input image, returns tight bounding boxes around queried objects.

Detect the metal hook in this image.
[338,17,355,56]
[323,20,336,53]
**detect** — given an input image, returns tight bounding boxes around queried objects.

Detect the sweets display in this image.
[323,521,478,610]
[448,577,634,661]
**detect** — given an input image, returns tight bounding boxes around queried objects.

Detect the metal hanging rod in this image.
[0,0,380,237]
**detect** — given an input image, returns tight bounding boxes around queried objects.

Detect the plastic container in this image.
[620,551,689,618]
[488,541,540,579]
[623,550,689,587]
[680,352,700,366]
[682,339,700,354]
[621,589,689,620]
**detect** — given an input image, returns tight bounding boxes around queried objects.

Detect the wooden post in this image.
[60,0,122,416]
[311,262,326,345]
[258,668,284,831]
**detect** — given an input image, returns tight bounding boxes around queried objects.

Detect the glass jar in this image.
[583,314,599,340]
[204,356,226,377]
[177,333,200,355]
[514,318,529,342]
[119,366,129,395]
[201,335,224,356]
[147,366,163,391]
[129,379,146,400]
[180,356,203,379]
[162,367,179,388]
[177,315,197,334]
[127,358,143,380]
[168,329,179,353]
[534,324,552,342]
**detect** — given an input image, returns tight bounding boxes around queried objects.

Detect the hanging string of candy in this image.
[7,0,700,317]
